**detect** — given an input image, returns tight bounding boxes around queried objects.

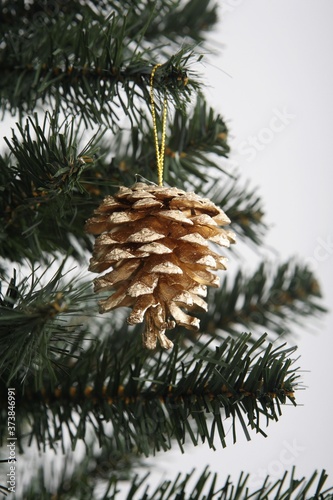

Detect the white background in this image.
[139,0,333,494]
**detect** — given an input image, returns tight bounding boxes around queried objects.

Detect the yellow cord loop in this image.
[150,64,167,187]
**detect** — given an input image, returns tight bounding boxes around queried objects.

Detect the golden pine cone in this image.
[85,182,235,349]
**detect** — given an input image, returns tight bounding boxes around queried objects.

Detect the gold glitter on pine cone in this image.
[85,182,235,349]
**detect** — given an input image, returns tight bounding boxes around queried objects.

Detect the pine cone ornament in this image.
[85,182,235,349]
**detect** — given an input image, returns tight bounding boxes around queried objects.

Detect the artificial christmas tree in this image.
[0,1,331,498]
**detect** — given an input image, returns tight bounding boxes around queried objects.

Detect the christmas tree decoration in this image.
[85,64,235,349]
[85,182,235,349]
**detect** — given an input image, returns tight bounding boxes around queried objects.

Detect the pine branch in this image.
[0,0,101,26]
[143,0,219,45]
[199,259,326,343]
[206,179,267,245]
[0,113,105,264]
[107,97,231,185]
[0,0,218,50]
[0,8,200,127]
[0,259,95,387]
[8,461,333,500]
[89,466,333,500]
[0,334,299,456]
[166,97,231,185]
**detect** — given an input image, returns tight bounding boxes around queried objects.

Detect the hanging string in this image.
[150,64,167,187]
